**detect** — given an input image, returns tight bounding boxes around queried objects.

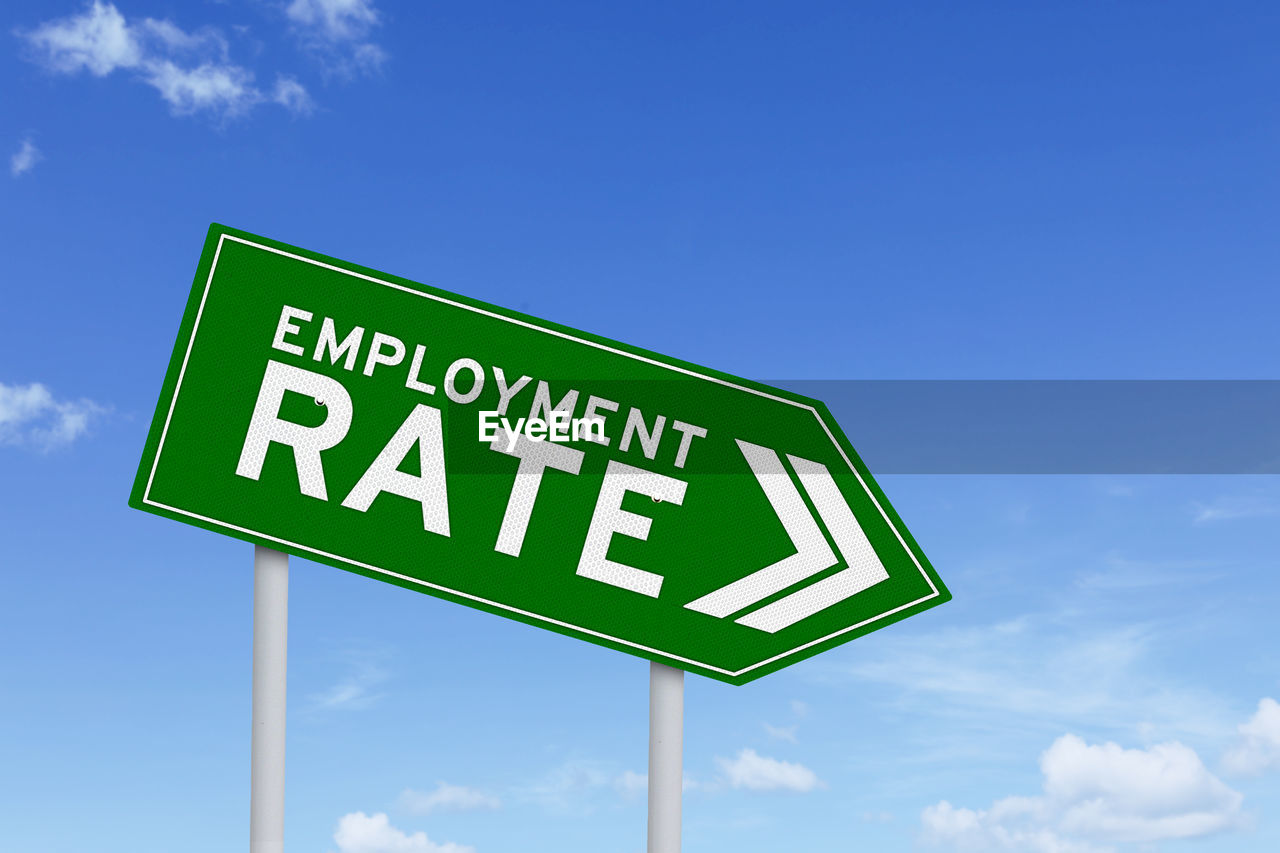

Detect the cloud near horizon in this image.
[716,748,822,793]
[1222,697,1280,777]
[332,812,473,853]
[922,733,1245,851]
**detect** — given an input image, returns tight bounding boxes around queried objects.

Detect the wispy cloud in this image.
[272,76,313,115]
[824,612,1234,742]
[921,734,1245,851]
[0,381,105,450]
[762,697,808,743]
[1192,494,1280,524]
[515,749,814,813]
[10,139,42,176]
[1221,697,1280,777]
[396,783,499,815]
[1074,553,1222,591]
[516,759,621,814]
[762,723,798,743]
[716,748,822,793]
[285,0,387,76]
[18,2,312,121]
[514,758,685,813]
[613,769,648,797]
[308,650,388,711]
[332,812,473,853]
[1096,479,1138,498]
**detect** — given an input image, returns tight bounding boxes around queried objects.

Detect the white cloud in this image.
[11,139,42,176]
[516,759,680,812]
[831,614,1233,742]
[762,723,797,743]
[287,0,380,41]
[272,75,314,114]
[332,812,473,853]
[1074,553,1221,591]
[309,652,388,711]
[922,800,1111,853]
[1045,735,1243,841]
[760,700,806,744]
[614,769,647,797]
[0,381,105,450]
[313,680,376,709]
[286,0,387,75]
[396,783,499,815]
[1222,697,1280,776]
[137,18,226,55]
[142,59,259,117]
[350,42,388,71]
[1193,494,1280,524]
[921,734,1245,852]
[22,1,141,75]
[19,2,312,120]
[517,758,613,813]
[716,748,821,793]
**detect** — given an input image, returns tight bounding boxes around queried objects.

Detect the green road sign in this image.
[130,224,950,684]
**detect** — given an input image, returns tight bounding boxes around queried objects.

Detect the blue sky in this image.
[4,2,1280,852]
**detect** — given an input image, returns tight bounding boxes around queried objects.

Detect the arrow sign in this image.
[130,225,950,684]
[684,441,891,632]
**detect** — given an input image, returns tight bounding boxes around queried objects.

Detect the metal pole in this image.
[647,661,684,853]
[251,546,288,853]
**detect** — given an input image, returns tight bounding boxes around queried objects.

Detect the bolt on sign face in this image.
[130,224,950,685]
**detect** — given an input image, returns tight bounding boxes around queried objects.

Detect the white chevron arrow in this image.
[683,440,890,633]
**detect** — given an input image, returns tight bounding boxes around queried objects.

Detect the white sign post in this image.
[648,662,684,853]
[250,546,289,853]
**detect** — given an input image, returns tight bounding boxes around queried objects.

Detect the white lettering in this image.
[271,305,312,357]
[312,317,364,371]
[548,410,572,442]
[490,432,584,557]
[670,420,708,469]
[573,418,606,443]
[235,360,352,500]
[580,395,618,445]
[362,332,406,377]
[619,408,666,460]
[444,357,485,404]
[576,460,686,597]
[405,344,437,395]
[502,417,525,452]
[530,381,579,422]
[493,367,532,416]
[340,404,450,535]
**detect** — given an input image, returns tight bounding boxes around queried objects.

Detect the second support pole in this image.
[647,661,684,853]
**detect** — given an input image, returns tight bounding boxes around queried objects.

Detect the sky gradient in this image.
[4,2,1280,852]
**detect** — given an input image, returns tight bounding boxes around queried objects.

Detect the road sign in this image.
[130,224,950,684]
